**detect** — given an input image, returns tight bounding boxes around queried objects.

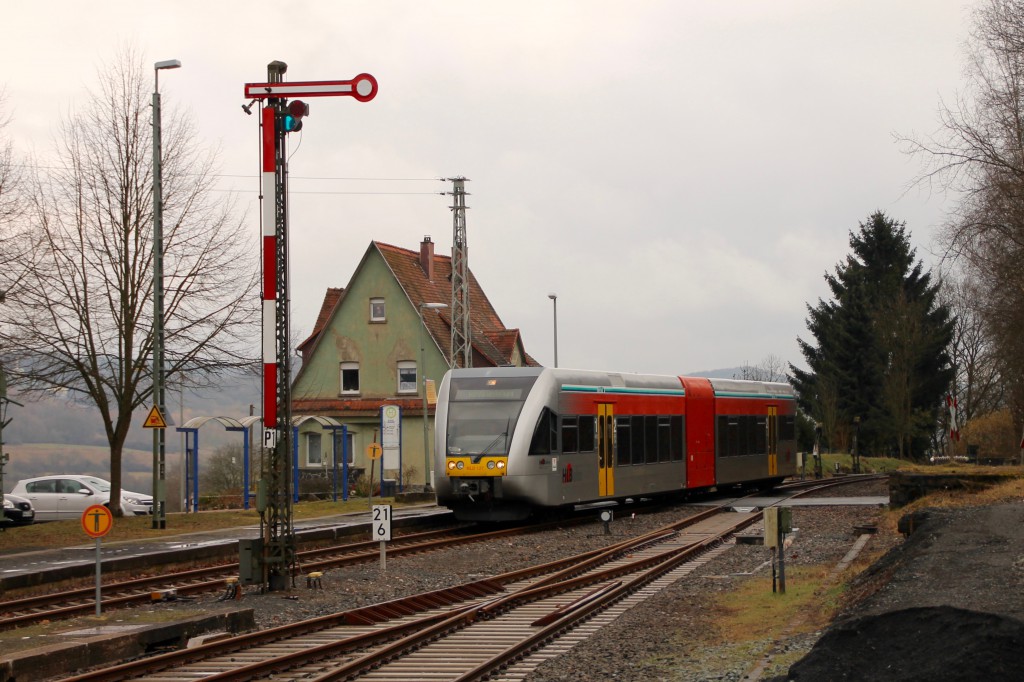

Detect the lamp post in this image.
[419,302,448,491]
[152,58,181,530]
[547,293,558,368]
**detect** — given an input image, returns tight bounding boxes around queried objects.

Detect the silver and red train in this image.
[434,367,797,521]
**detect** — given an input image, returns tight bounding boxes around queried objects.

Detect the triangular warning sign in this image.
[143,405,167,429]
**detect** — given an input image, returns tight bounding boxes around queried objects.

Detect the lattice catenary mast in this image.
[447,177,471,368]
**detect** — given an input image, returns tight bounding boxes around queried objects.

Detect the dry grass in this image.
[714,565,844,643]
[874,473,1024,534]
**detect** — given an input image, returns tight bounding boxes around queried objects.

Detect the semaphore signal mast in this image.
[243,61,377,590]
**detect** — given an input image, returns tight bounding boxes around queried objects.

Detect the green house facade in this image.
[292,238,538,492]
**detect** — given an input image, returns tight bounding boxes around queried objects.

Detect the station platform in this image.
[0,503,452,593]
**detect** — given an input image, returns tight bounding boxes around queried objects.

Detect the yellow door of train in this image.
[597,403,615,497]
[767,406,778,476]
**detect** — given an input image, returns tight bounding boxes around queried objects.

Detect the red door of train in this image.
[597,403,615,497]
[681,377,715,488]
[767,405,778,476]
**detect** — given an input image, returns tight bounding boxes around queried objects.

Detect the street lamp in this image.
[419,302,448,492]
[548,293,558,368]
[152,58,181,530]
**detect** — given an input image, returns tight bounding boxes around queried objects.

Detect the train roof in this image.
[445,367,795,398]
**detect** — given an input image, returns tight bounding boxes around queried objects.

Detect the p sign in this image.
[372,504,392,542]
[264,428,278,450]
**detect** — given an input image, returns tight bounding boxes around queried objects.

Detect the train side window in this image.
[781,415,796,441]
[616,417,631,465]
[717,416,728,457]
[657,417,672,462]
[631,416,645,465]
[671,416,684,461]
[578,415,596,452]
[719,417,739,457]
[755,416,767,454]
[730,418,741,456]
[529,408,557,455]
[644,416,659,464]
[562,416,579,454]
[739,415,752,456]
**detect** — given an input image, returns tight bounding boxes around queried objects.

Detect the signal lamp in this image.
[281,99,309,133]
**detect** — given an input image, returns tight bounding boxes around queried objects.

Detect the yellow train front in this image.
[433,366,797,522]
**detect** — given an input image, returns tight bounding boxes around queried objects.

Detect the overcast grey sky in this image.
[5,1,973,377]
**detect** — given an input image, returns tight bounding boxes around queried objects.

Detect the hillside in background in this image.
[2,444,155,494]
[2,371,260,493]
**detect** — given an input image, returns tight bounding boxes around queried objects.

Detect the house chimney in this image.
[420,236,435,281]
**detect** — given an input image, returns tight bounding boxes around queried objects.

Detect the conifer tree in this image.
[791,212,955,459]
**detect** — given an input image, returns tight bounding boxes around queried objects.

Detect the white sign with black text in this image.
[372,504,392,542]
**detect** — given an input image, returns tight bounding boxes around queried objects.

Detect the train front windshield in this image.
[446,376,539,457]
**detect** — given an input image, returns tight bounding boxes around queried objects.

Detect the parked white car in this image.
[11,475,153,521]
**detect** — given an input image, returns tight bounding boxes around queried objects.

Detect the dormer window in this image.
[370,297,386,322]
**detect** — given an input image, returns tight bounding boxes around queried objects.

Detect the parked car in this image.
[2,493,35,526]
[11,475,153,521]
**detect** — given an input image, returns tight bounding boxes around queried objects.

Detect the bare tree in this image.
[0,50,258,515]
[900,0,1024,439]
[941,270,1004,421]
[876,291,934,459]
[735,354,788,382]
[0,94,21,229]
[201,443,246,497]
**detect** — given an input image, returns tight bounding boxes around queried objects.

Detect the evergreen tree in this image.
[790,212,955,459]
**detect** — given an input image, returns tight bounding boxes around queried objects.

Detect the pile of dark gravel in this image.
[777,605,1024,681]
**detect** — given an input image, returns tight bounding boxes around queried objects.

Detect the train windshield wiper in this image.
[470,420,509,461]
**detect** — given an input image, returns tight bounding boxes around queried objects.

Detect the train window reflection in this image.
[616,417,631,465]
[529,408,557,455]
[578,416,596,452]
[561,417,579,453]
[446,402,520,456]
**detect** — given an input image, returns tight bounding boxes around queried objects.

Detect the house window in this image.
[370,297,386,322]
[340,362,360,394]
[306,432,323,466]
[398,361,418,394]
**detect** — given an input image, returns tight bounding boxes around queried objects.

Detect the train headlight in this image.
[497,460,506,469]
[456,461,465,470]
[486,461,495,470]
[448,461,456,470]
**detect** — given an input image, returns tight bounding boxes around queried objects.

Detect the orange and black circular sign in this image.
[81,504,114,538]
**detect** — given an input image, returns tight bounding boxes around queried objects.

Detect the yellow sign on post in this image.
[82,504,113,538]
[367,443,383,460]
[82,503,113,617]
[143,405,167,429]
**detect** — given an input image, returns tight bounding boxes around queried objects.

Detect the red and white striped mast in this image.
[244,62,377,590]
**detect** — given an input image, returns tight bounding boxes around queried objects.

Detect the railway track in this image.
[0,521,580,632]
[61,480,868,682]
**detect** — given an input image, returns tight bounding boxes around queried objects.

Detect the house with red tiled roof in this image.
[292,237,539,490]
